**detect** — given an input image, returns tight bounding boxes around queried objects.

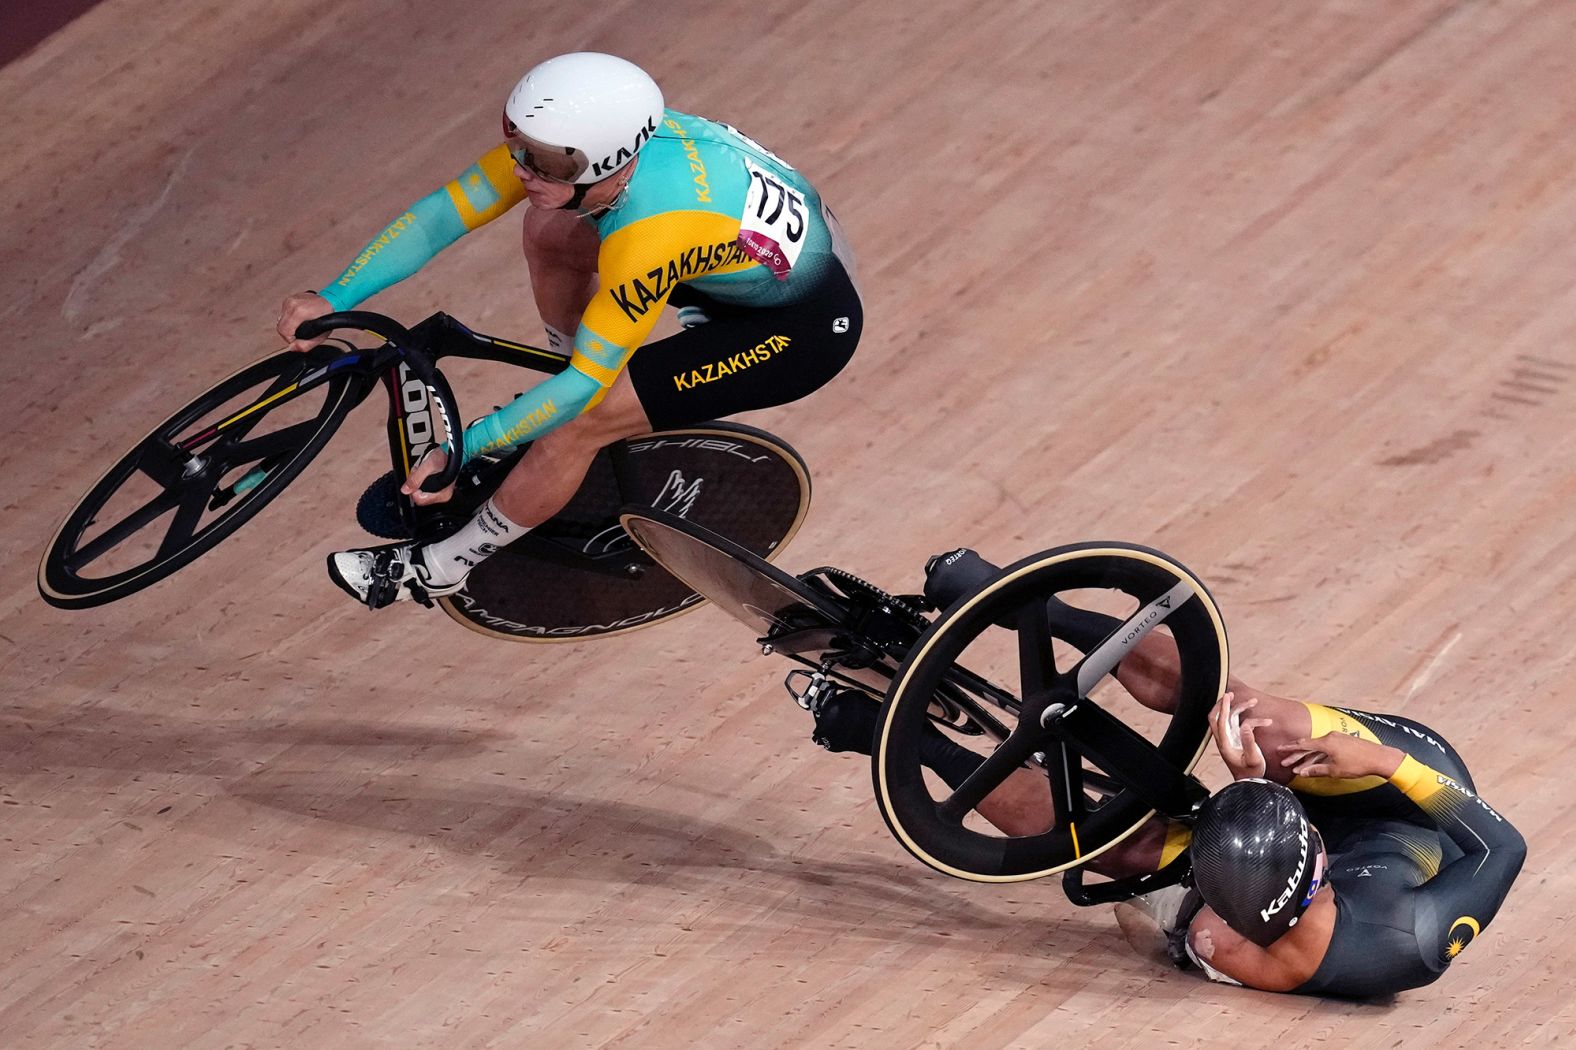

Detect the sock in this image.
[419,497,526,586]
[544,323,571,354]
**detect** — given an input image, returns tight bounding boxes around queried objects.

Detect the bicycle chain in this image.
[814,567,932,631]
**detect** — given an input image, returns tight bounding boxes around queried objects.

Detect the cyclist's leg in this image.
[966,782,1188,878]
[1287,707,1477,824]
[1091,695,1482,878]
[875,607,1469,874]
[493,258,860,523]
[521,205,599,347]
[967,771,1188,880]
[334,220,735,605]
[982,640,1312,876]
[358,373,655,603]
[325,210,610,607]
[1098,692,1478,871]
[817,601,1292,873]
[488,372,652,526]
[1086,637,1317,875]
[1116,632,1305,724]
[418,266,859,591]
[461,206,633,530]
[1115,633,1476,796]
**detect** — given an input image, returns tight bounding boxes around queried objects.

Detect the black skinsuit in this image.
[1291,709,1526,997]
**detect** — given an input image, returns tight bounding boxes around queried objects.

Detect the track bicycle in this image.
[619,510,1230,904]
[39,311,811,641]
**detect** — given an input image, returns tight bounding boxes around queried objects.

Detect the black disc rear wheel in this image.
[39,350,366,609]
[438,422,812,642]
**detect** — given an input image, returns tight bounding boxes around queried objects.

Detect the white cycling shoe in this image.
[1113,883,1203,970]
[326,542,467,609]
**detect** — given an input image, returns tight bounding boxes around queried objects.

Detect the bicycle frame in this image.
[360,312,571,538]
[620,510,1213,906]
[776,612,1204,905]
[41,307,815,622]
[182,310,570,539]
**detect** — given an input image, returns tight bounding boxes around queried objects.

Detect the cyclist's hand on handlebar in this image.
[277,291,334,352]
[1209,691,1272,780]
[401,447,457,506]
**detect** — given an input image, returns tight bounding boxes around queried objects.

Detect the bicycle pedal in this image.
[784,668,834,712]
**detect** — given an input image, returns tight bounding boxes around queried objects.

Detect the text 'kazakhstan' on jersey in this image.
[568,109,841,388]
[469,110,845,460]
[318,109,842,461]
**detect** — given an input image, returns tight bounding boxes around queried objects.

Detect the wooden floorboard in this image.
[3,0,1574,1045]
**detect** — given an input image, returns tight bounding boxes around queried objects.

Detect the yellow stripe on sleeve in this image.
[443,144,528,230]
[1288,702,1387,796]
[1389,755,1445,805]
[1159,820,1192,870]
[570,348,623,388]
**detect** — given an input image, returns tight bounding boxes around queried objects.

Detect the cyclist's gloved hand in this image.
[277,291,334,352]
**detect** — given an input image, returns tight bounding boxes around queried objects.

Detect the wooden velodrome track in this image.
[3,0,1574,1046]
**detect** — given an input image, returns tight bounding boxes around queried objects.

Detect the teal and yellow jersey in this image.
[317,110,847,461]
[320,144,526,311]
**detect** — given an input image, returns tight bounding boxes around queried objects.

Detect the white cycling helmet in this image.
[503,52,664,185]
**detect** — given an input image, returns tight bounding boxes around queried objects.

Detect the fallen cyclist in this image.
[813,599,1525,996]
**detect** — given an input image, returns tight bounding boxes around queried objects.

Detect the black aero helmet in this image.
[1189,779,1326,947]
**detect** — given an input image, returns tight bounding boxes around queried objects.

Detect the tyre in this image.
[39,351,367,608]
[872,542,1229,882]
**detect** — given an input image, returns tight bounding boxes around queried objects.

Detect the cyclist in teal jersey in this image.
[276,52,862,608]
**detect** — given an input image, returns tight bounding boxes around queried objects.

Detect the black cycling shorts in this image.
[625,261,862,431]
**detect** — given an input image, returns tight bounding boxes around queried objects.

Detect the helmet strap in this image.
[571,166,635,218]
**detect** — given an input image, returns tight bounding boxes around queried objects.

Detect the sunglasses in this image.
[502,114,589,184]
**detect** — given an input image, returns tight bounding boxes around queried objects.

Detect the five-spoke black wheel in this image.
[873,542,1228,882]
